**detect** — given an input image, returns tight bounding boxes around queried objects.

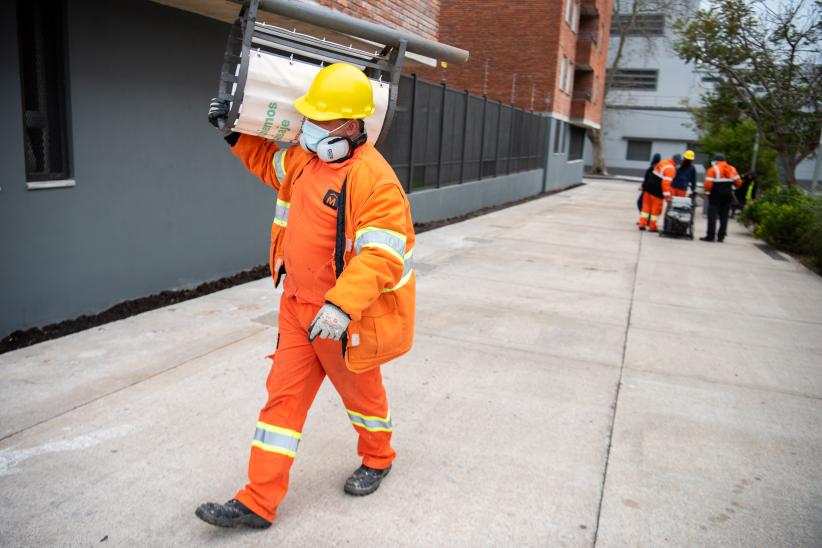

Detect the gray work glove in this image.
[308,303,351,342]
[208,97,229,129]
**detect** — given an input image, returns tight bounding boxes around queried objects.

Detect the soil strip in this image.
[1,184,581,354]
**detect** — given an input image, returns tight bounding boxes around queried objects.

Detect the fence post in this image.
[436,83,447,188]
[406,74,418,193]
[494,103,503,178]
[459,89,469,184]
[507,107,516,175]
[478,96,487,180]
[541,115,552,193]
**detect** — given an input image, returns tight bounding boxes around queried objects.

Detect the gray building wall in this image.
[0,1,582,339]
[0,0,273,338]
[547,117,585,188]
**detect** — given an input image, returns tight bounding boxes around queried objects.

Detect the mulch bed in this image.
[1,183,582,355]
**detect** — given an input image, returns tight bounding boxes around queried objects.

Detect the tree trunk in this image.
[780,154,798,187]
[586,128,608,175]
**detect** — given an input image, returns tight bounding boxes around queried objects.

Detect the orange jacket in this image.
[231,134,416,373]
[704,161,741,194]
[654,158,677,198]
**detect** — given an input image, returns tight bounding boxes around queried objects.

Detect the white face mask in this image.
[299,120,347,153]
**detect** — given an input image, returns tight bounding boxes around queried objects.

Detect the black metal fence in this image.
[379,74,547,193]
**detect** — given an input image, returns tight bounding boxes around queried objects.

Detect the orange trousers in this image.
[234,293,395,522]
[671,188,688,197]
[638,192,664,231]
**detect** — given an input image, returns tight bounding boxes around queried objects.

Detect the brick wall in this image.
[413,0,612,127]
[316,0,440,40]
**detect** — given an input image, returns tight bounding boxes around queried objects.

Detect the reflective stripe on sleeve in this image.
[354,227,406,263]
[383,248,414,293]
[347,410,392,432]
[272,150,287,182]
[252,421,301,457]
[274,198,290,227]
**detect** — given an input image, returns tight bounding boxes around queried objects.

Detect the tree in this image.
[690,80,781,190]
[673,0,822,186]
[588,0,691,174]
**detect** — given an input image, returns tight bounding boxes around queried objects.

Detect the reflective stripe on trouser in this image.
[234,292,396,523]
[640,192,664,229]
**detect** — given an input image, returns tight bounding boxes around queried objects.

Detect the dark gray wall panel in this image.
[0,0,274,337]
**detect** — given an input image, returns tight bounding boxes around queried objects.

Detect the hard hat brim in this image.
[294,94,374,121]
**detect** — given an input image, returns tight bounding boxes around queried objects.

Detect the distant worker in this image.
[197,63,416,530]
[638,153,663,231]
[671,150,696,197]
[659,153,682,202]
[731,170,757,218]
[701,153,741,242]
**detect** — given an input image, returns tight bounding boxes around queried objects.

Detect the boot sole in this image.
[194,507,271,529]
[344,467,391,496]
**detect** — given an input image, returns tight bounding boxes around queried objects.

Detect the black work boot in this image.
[195,499,271,529]
[344,464,392,496]
[700,236,714,242]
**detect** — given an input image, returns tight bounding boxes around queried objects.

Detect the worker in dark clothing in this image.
[637,153,660,215]
[638,153,663,231]
[731,171,757,218]
[671,150,696,197]
[700,153,741,242]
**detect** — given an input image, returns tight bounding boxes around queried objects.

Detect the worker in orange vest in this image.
[700,153,741,242]
[197,63,416,530]
[639,154,680,231]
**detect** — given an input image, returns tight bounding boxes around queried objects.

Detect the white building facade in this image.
[584,5,708,177]
[588,2,818,185]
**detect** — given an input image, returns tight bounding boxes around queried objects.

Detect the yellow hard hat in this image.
[294,63,375,121]
[684,150,695,160]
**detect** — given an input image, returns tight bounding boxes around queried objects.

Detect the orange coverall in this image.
[228,134,415,523]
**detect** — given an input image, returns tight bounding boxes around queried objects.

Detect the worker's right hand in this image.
[208,97,229,129]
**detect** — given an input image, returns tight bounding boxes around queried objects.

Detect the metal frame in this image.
[218,0,468,146]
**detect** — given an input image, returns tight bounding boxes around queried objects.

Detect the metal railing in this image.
[379,74,547,193]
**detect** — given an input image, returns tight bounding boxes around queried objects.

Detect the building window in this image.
[626,139,652,161]
[569,126,585,160]
[565,0,573,24]
[608,69,659,90]
[610,14,665,36]
[553,120,563,153]
[567,63,574,96]
[572,2,579,32]
[559,56,567,93]
[17,0,71,183]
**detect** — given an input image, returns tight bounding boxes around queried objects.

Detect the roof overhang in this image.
[149,0,438,67]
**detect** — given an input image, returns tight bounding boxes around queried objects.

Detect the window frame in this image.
[17,0,73,188]
[607,68,659,91]
[626,139,653,162]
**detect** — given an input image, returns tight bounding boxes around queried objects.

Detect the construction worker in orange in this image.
[197,63,415,530]
[700,153,741,242]
[639,154,680,231]
[671,150,696,198]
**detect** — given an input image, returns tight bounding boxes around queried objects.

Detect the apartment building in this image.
[416,0,612,187]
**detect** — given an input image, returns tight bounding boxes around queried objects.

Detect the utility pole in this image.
[812,126,822,194]
[511,73,517,105]
[750,131,760,173]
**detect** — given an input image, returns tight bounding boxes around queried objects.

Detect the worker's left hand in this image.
[208,97,229,129]
[308,303,351,342]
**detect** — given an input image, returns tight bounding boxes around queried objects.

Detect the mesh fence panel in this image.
[378,74,547,192]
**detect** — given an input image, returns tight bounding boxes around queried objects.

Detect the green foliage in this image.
[673,0,822,185]
[696,118,780,190]
[740,187,822,271]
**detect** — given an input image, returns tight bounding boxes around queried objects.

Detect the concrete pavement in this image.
[2,180,821,546]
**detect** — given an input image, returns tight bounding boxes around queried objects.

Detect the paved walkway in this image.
[1,180,821,546]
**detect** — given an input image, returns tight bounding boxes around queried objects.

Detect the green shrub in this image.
[799,198,822,271]
[753,201,814,253]
[740,187,822,273]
